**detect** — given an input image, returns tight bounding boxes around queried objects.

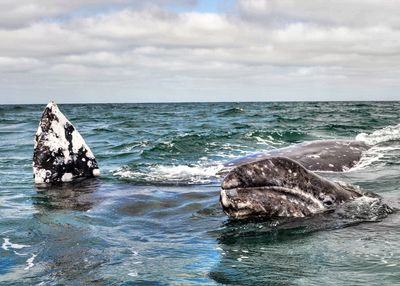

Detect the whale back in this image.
[222,140,369,173]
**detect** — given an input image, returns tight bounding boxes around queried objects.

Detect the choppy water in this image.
[1,102,400,285]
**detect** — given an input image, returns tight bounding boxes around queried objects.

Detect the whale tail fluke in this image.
[33,101,100,184]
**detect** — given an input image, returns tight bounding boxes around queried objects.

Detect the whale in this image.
[221,139,370,173]
[220,156,381,220]
[33,102,100,184]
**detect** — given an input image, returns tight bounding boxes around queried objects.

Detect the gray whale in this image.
[222,140,370,173]
[220,157,382,220]
[33,102,100,184]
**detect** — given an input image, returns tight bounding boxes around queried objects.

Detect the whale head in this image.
[33,102,100,184]
[220,157,362,220]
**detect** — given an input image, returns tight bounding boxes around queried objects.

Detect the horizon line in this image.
[1,99,399,105]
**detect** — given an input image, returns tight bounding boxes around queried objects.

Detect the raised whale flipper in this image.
[33,102,100,184]
[220,157,364,220]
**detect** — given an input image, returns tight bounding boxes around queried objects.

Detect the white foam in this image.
[128,272,138,277]
[340,123,400,171]
[24,253,37,270]
[254,136,280,146]
[350,145,400,171]
[340,195,387,221]
[356,123,400,145]
[113,163,224,184]
[2,238,30,251]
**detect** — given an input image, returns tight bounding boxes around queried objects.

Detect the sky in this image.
[0,0,399,104]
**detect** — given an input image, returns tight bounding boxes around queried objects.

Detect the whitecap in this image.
[24,253,37,270]
[112,163,224,185]
[349,145,400,171]
[356,123,400,145]
[2,238,30,251]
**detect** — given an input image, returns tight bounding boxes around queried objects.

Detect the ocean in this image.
[1,102,400,285]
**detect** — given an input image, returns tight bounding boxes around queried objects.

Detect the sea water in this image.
[1,102,400,285]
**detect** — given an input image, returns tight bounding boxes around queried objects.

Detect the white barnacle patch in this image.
[227,189,238,197]
[222,177,240,189]
[307,154,320,159]
[273,186,325,212]
[220,189,230,207]
[71,129,95,158]
[93,169,101,177]
[33,168,48,184]
[237,200,253,209]
[61,173,73,182]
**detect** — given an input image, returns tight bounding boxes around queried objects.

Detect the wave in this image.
[350,145,393,171]
[349,123,400,171]
[113,121,400,181]
[245,130,315,145]
[140,132,257,161]
[217,107,244,117]
[356,123,400,145]
[112,163,224,185]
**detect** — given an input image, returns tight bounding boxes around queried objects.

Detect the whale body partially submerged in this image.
[220,157,383,220]
[221,140,370,173]
[33,102,100,184]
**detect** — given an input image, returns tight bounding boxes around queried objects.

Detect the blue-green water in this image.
[1,102,400,285]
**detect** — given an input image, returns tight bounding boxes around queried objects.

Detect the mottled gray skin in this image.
[220,157,370,220]
[33,102,100,184]
[222,140,370,173]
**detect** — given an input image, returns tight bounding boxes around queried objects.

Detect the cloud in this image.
[0,0,197,28]
[0,0,399,103]
[237,0,400,28]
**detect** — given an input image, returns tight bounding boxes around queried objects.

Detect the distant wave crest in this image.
[217,107,244,117]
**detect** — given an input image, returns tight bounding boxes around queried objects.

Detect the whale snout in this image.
[220,185,326,220]
[220,157,361,220]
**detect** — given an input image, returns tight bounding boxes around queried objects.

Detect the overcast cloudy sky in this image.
[0,0,399,103]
